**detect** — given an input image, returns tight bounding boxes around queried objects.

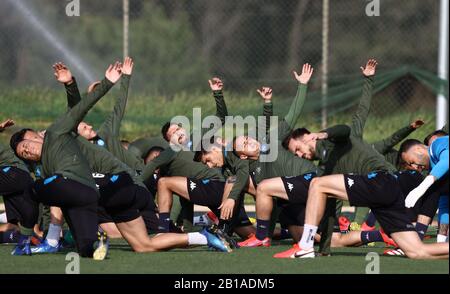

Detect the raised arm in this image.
[49,63,122,135]
[52,62,81,108]
[257,87,273,139]
[0,118,15,133]
[208,77,228,125]
[55,61,120,112]
[372,119,424,154]
[279,63,314,140]
[350,59,378,138]
[98,57,133,138]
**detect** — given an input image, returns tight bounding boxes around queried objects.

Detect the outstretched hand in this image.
[53,62,73,84]
[360,59,378,77]
[208,77,224,91]
[257,87,273,102]
[293,63,314,85]
[105,61,123,83]
[410,119,425,129]
[122,57,134,75]
[0,119,14,131]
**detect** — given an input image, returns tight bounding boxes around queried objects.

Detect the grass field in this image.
[0,88,447,274]
[0,237,448,274]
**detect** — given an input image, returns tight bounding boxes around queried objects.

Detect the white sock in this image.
[187,232,208,245]
[0,212,7,223]
[46,223,62,247]
[298,224,318,250]
[437,234,448,243]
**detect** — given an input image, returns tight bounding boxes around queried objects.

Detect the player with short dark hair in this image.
[10,75,232,256]
[0,119,39,255]
[399,136,448,209]
[290,170,448,259]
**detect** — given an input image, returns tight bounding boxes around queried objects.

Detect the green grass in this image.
[0,238,447,274]
[0,87,438,145]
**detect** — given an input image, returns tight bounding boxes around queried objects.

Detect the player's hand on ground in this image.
[219,198,235,220]
[360,59,378,77]
[122,57,134,75]
[257,87,273,102]
[105,61,123,83]
[208,77,224,91]
[410,119,425,129]
[0,119,14,131]
[53,62,73,84]
[293,63,314,85]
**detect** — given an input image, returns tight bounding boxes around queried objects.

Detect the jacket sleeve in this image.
[350,76,374,139]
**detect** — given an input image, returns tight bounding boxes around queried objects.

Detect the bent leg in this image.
[305,175,348,227]
[157,177,190,214]
[116,216,188,252]
[391,231,449,260]
[256,178,288,221]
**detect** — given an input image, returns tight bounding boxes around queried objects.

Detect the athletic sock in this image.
[46,223,62,247]
[360,230,383,244]
[0,212,7,223]
[187,232,208,245]
[158,213,171,232]
[0,230,19,244]
[298,224,318,250]
[437,234,448,243]
[255,219,270,240]
[364,211,376,227]
[415,222,428,240]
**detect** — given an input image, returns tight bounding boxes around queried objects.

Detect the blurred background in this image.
[0,0,448,142]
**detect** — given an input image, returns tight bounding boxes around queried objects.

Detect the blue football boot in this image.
[11,235,32,256]
[200,226,232,253]
[31,239,60,254]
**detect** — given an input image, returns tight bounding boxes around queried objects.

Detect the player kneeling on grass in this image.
[275,169,449,260]
[10,75,232,258]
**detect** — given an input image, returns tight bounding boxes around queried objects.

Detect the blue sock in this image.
[255,219,270,240]
[415,222,428,240]
[0,230,19,244]
[360,231,383,244]
[158,213,171,232]
[364,212,376,227]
